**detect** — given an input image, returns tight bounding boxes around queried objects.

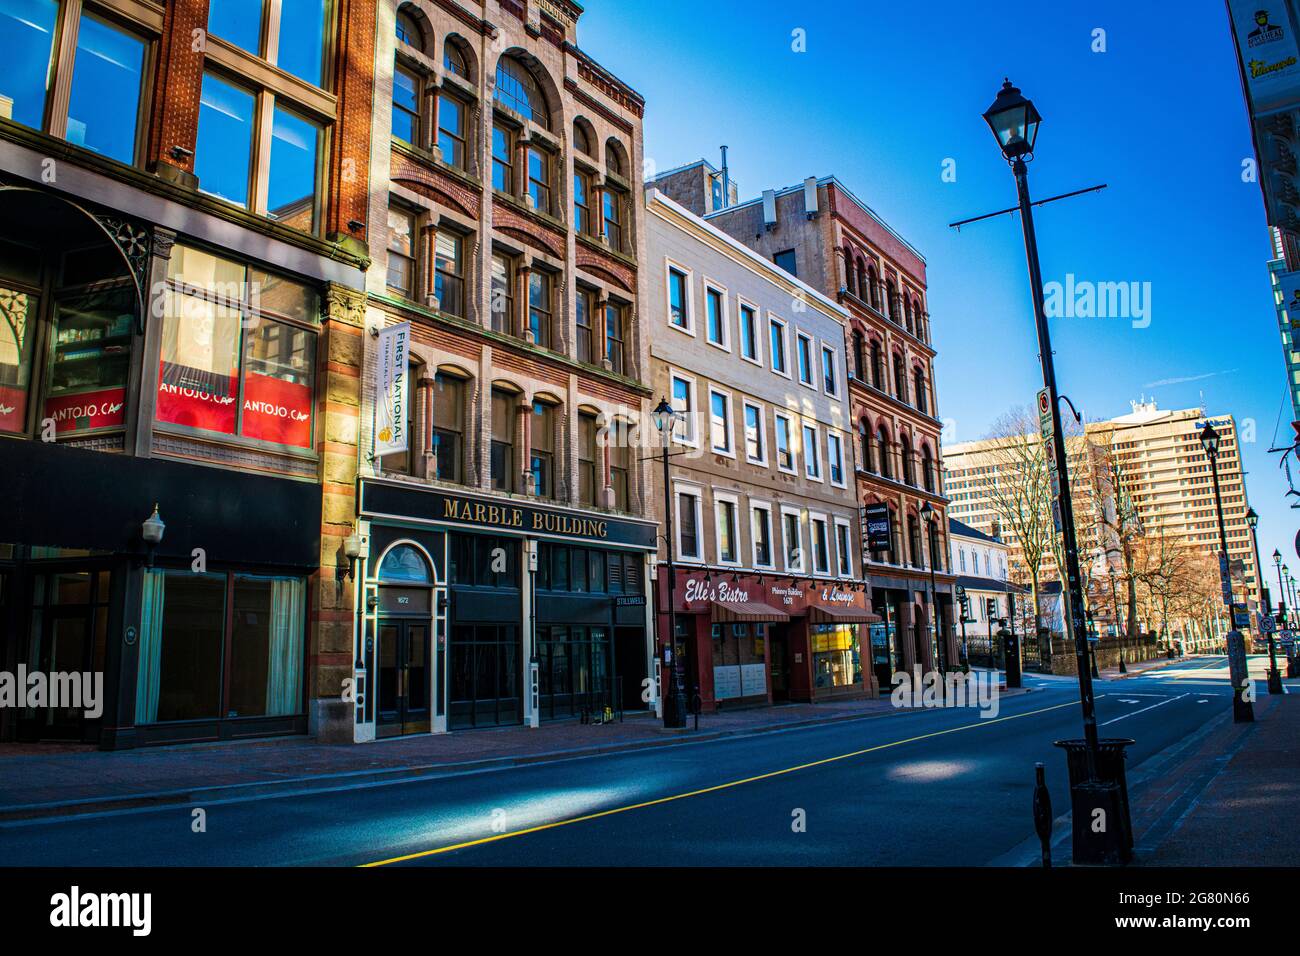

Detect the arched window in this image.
[859,421,873,473]
[870,339,884,389]
[876,425,892,480]
[908,515,923,569]
[573,121,592,156]
[432,371,466,484]
[602,139,627,252]
[843,246,856,295]
[913,367,927,414]
[495,55,549,128]
[530,399,557,499]
[903,296,913,334]
[379,544,433,584]
[443,38,468,78]
[922,444,935,493]
[868,266,880,310]
[851,330,865,380]
[396,6,424,49]
[901,435,915,486]
[886,280,897,320]
[578,411,598,506]
[605,139,625,177]
[893,353,908,403]
[609,418,632,511]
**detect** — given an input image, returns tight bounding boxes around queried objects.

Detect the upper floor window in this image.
[392,64,421,144]
[495,55,548,128]
[575,288,594,364]
[528,270,553,348]
[433,371,466,484]
[395,8,423,48]
[822,345,837,395]
[209,0,330,88]
[668,267,690,330]
[705,287,726,347]
[530,399,556,499]
[490,253,513,334]
[573,166,592,235]
[603,189,624,252]
[578,411,598,506]
[609,418,631,511]
[774,249,797,277]
[385,206,416,297]
[573,122,593,156]
[437,92,468,169]
[490,387,517,492]
[491,123,514,192]
[443,38,468,77]
[770,318,788,374]
[527,145,552,213]
[739,304,758,362]
[796,332,813,386]
[2,3,149,166]
[605,301,626,375]
[434,232,465,318]
[914,367,928,415]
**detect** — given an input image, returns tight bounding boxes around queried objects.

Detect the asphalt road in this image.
[0,655,1283,867]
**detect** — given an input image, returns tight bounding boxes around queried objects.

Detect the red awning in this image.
[711,600,791,624]
[808,604,881,625]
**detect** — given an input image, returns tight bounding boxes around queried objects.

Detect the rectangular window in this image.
[828,432,845,485]
[433,372,465,483]
[743,402,765,464]
[490,254,513,334]
[770,318,787,374]
[796,332,813,386]
[575,289,594,364]
[531,401,555,499]
[774,248,797,277]
[811,516,830,574]
[492,124,513,193]
[603,190,623,251]
[196,72,256,209]
[527,146,551,213]
[605,302,625,375]
[739,304,758,362]
[528,271,552,348]
[266,105,322,234]
[437,93,467,168]
[822,345,837,395]
[706,286,726,347]
[752,505,774,568]
[386,207,415,297]
[392,65,421,145]
[671,373,695,444]
[835,520,852,577]
[668,267,690,330]
[709,388,731,454]
[578,412,597,506]
[610,419,631,512]
[803,423,821,479]
[490,388,516,492]
[783,509,803,571]
[67,12,146,165]
[209,0,328,87]
[574,169,591,234]
[678,491,701,559]
[158,246,318,450]
[775,413,794,471]
[716,498,738,564]
[435,231,465,318]
[0,0,59,131]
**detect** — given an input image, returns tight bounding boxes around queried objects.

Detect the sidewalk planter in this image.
[1054,737,1135,865]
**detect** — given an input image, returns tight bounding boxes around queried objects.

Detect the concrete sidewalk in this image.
[1,691,1034,821]
[1133,692,1299,865]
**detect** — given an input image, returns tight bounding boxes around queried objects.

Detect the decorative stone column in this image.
[422,220,439,310]
[517,262,532,342]
[598,412,614,509]
[596,292,611,371]
[518,396,533,494]
[313,283,365,743]
[419,374,436,479]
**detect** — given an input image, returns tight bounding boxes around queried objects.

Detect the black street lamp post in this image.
[1108,566,1126,674]
[1201,421,1253,721]
[1248,509,1282,694]
[652,397,688,729]
[983,79,1100,760]
[920,502,946,681]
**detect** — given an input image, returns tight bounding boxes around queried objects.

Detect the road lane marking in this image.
[361,695,1098,867]
[1100,693,1188,726]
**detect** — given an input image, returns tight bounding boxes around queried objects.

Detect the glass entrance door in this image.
[376,620,431,738]
[20,570,108,742]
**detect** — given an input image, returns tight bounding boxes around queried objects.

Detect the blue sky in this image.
[579,0,1300,586]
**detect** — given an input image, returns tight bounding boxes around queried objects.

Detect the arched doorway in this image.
[375,542,435,737]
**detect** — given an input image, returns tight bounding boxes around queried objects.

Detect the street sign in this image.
[1218,552,1232,604]
[1261,614,1277,634]
[1234,612,1251,630]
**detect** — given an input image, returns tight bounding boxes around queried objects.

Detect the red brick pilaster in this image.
[146,0,208,178]
[326,0,377,244]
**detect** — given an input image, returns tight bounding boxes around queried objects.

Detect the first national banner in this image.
[375,322,411,456]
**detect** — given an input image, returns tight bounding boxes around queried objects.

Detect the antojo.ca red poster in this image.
[42,387,126,433]
[0,384,26,433]
[156,361,238,435]
[242,372,312,448]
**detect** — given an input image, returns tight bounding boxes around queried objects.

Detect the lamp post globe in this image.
[983,79,1042,161]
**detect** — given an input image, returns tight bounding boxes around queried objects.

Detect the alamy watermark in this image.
[890,667,1000,719]
[1044,274,1151,329]
[0,667,103,718]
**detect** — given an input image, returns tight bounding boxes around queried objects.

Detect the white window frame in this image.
[774,411,797,475]
[827,431,846,488]
[821,343,838,397]
[750,499,775,570]
[781,504,805,572]
[673,480,704,561]
[834,516,853,578]
[714,489,742,566]
[737,297,762,366]
[795,330,815,388]
[669,369,698,447]
[809,511,831,576]
[769,314,790,378]
[703,280,731,352]
[803,422,822,482]
[708,385,734,458]
[742,399,766,465]
[665,259,695,335]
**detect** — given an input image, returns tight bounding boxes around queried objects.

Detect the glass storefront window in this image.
[136,570,305,724]
[812,623,861,691]
[157,245,318,450]
[0,274,37,435]
[537,624,610,720]
[43,285,134,435]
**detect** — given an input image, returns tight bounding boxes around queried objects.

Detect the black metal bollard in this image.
[1033,762,1053,868]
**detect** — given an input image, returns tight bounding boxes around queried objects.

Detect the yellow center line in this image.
[361,694,1099,867]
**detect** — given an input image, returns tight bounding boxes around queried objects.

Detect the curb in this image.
[0,701,928,823]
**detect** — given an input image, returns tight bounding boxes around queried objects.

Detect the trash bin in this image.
[1054,738,1135,864]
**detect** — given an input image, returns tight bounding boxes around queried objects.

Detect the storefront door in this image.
[376,620,431,738]
[769,629,790,701]
[19,570,108,743]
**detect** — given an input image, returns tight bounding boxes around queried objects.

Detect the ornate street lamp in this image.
[1108,565,1126,674]
[141,504,165,568]
[1246,509,1281,693]
[1200,421,1253,720]
[652,397,688,729]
